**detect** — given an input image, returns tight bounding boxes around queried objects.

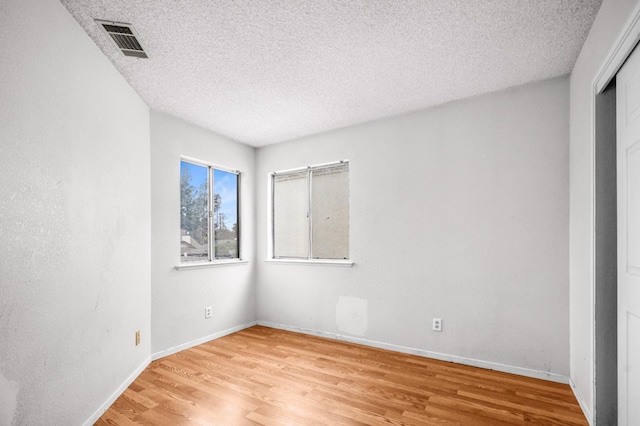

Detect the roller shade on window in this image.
[272,162,349,260]
[311,163,349,259]
[273,170,309,258]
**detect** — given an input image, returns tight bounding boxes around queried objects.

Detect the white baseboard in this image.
[83,356,151,426]
[151,321,257,361]
[257,321,570,384]
[85,321,575,425]
[570,378,593,425]
[84,321,257,425]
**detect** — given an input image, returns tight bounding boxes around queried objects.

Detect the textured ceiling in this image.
[60,0,602,147]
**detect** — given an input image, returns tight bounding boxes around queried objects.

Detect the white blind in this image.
[311,163,349,259]
[273,170,309,258]
[272,162,349,260]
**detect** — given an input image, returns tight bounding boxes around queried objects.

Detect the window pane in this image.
[311,163,349,259]
[180,161,209,262]
[273,171,309,258]
[214,169,239,259]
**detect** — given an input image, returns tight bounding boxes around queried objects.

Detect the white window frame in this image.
[176,156,246,270]
[266,160,353,267]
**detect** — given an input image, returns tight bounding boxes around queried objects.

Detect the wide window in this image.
[180,159,240,263]
[272,161,349,260]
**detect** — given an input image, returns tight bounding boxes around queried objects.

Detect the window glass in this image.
[180,159,240,263]
[180,161,209,262]
[214,169,239,259]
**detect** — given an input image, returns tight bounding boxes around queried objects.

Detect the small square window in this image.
[272,161,349,260]
[180,159,240,263]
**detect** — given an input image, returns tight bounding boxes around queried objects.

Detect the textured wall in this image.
[0,0,151,424]
[569,0,640,421]
[150,111,256,356]
[256,77,570,377]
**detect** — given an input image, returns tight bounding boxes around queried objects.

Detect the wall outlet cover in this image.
[432,318,442,332]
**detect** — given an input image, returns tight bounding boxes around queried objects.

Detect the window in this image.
[180,159,240,263]
[272,161,349,260]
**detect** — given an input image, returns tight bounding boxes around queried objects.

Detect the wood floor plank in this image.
[96,326,588,425]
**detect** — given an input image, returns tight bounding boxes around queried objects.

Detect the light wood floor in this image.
[96,326,588,425]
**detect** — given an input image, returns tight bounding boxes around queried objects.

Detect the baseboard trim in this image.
[570,378,593,425]
[85,321,573,425]
[84,321,257,425]
[83,356,151,426]
[257,321,570,384]
[151,321,257,361]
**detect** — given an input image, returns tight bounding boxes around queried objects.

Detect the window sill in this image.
[175,259,249,271]
[264,258,354,267]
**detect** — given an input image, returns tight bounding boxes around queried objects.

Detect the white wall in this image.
[256,76,570,378]
[150,111,256,356]
[0,0,151,424]
[1,0,613,422]
[569,0,640,421]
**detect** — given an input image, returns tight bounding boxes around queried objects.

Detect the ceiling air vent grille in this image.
[95,20,148,58]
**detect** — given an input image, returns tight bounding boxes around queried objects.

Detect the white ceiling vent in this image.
[95,20,148,58]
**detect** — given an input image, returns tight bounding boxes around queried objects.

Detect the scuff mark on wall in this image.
[0,369,19,426]
[336,296,368,336]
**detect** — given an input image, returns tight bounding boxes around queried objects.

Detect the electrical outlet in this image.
[135,330,140,346]
[432,318,442,332]
[205,306,212,319]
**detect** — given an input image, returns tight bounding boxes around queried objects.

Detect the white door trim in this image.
[595,2,640,94]
[591,3,640,425]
